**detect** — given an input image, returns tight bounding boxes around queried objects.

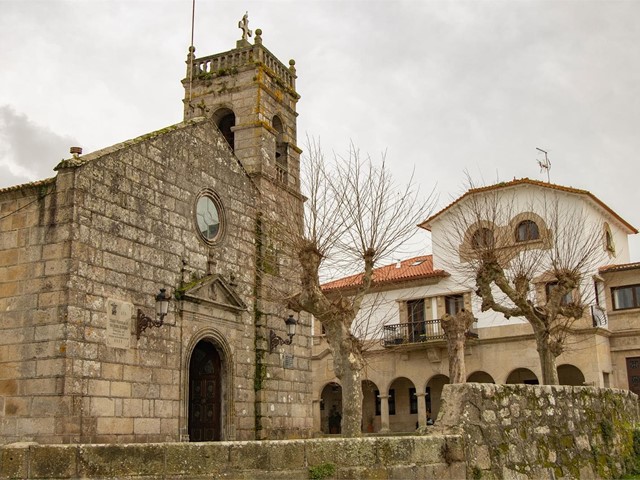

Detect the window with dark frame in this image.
[471,227,495,249]
[605,227,616,254]
[407,299,426,341]
[445,294,464,315]
[388,389,396,415]
[546,282,573,305]
[612,284,640,310]
[409,387,417,414]
[407,299,425,323]
[516,220,540,242]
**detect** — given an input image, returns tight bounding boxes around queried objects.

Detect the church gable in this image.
[177,274,247,312]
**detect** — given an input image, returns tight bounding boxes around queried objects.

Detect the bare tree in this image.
[432,179,606,385]
[284,140,435,436]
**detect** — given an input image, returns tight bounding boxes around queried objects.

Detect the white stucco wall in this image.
[427,184,634,327]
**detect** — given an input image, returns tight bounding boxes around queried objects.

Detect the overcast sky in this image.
[1,0,639,261]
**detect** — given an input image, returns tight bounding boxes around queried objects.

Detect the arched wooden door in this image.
[188,341,222,441]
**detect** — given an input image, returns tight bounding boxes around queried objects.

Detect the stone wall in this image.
[0,435,465,479]
[437,383,640,479]
[0,177,72,444]
[0,116,313,444]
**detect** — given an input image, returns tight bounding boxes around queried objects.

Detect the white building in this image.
[312,178,640,434]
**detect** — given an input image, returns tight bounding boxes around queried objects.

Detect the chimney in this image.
[70,146,82,157]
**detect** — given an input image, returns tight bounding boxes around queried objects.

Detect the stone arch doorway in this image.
[506,368,539,385]
[558,364,585,386]
[188,340,224,441]
[320,382,342,434]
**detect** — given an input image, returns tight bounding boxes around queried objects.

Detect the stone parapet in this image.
[0,435,464,479]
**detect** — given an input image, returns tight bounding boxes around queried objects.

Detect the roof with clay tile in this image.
[599,262,640,274]
[418,178,637,234]
[321,255,448,292]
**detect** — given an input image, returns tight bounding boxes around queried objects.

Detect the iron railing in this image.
[382,319,478,347]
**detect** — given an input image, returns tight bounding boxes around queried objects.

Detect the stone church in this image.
[0,21,312,443]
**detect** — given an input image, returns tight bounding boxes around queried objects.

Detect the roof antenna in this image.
[536,147,551,183]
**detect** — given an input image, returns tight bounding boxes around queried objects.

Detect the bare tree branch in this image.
[433,178,607,384]
[277,139,436,436]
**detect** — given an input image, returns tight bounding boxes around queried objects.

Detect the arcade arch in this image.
[387,377,417,432]
[426,374,449,421]
[320,382,342,434]
[506,368,539,385]
[558,364,585,386]
[467,371,495,383]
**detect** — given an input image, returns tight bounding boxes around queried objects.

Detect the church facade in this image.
[0,23,312,444]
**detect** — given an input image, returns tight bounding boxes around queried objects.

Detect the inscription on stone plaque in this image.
[106,298,133,349]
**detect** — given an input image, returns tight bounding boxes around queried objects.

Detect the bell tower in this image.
[181,16,311,440]
[182,19,301,194]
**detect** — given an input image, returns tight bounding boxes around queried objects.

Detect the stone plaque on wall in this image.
[106,298,133,349]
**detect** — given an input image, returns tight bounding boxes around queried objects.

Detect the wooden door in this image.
[188,341,222,441]
[626,357,640,396]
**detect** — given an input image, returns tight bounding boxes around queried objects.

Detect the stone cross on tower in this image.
[238,12,252,40]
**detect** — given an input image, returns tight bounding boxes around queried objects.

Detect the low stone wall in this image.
[2,385,638,479]
[437,383,640,479]
[0,435,465,479]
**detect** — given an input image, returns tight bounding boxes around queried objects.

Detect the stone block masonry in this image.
[437,383,640,479]
[0,435,465,479]
[0,116,312,444]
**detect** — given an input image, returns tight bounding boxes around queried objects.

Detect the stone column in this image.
[416,392,427,428]
[378,395,390,432]
[312,399,322,433]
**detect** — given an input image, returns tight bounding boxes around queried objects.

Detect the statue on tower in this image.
[238,12,253,41]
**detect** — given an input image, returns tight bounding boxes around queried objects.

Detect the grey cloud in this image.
[0,106,77,188]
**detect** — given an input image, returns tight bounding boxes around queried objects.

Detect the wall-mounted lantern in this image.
[269,314,297,352]
[136,288,171,339]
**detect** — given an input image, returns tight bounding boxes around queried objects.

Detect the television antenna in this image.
[536,147,551,183]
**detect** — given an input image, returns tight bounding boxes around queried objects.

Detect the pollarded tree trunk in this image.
[324,320,365,437]
[441,310,475,383]
[533,328,560,385]
[288,242,369,437]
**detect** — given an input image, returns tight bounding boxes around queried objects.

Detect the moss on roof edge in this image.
[54,116,209,171]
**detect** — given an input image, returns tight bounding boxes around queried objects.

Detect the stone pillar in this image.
[416,392,427,428]
[379,395,390,432]
[312,399,322,433]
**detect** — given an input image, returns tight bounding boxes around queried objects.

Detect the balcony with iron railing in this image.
[382,318,478,347]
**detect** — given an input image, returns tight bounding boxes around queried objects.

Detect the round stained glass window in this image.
[195,190,224,244]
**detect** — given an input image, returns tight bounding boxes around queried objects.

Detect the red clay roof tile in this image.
[321,255,448,292]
